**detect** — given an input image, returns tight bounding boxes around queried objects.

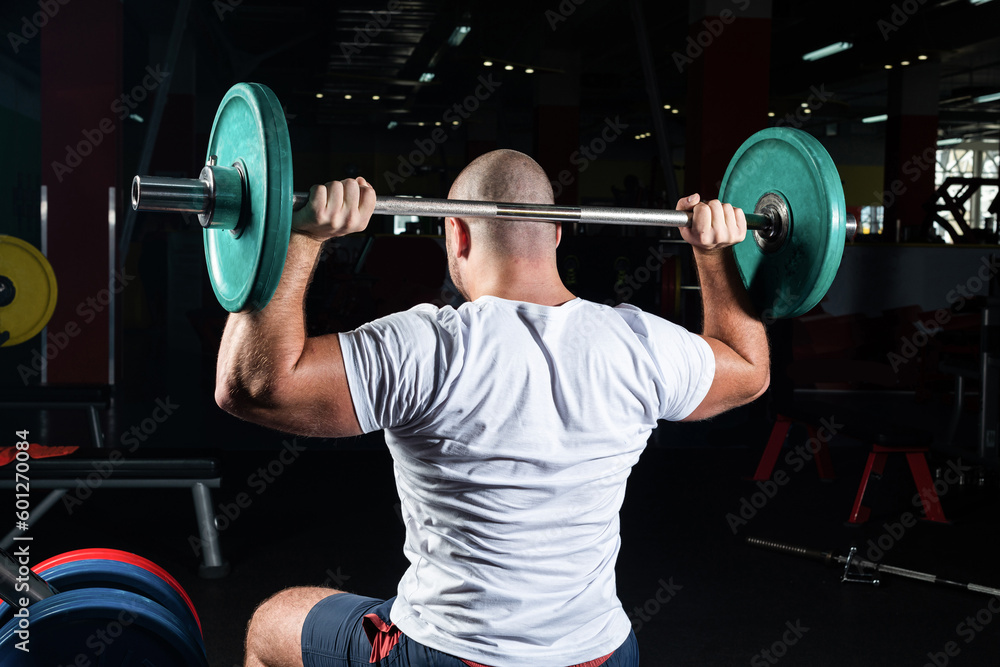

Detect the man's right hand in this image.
[292,177,377,241]
[676,193,747,253]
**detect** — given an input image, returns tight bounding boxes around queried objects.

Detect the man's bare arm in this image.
[214,178,376,437]
[677,195,770,421]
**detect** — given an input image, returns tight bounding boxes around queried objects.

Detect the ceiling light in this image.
[387,121,398,130]
[767,112,775,117]
[483,60,493,66]
[969,0,993,5]
[344,94,352,100]
[525,68,534,74]
[663,104,671,110]
[901,60,910,66]
[802,41,853,62]
[937,137,962,146]
[419,72,435,83]
[504,65,513,71]
[434,121,442,126]
[671,109,678,114]
[315,93,324,99]
[452,121,459,126]
[918,55,928,60]
[862,114,888,123]
[800,102,809,108]
[372,95,380,101]
[973,91,1000,103]
[884,64,893,70]
[418,122,425,127]
[448,25,471,47]
[804,108,812,114]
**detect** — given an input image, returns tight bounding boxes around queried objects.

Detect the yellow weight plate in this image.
[0,235,58,347]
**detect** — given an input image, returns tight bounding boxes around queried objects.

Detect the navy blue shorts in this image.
[301,593,639,667]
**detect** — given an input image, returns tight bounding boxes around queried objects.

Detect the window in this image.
[934,146,999,243]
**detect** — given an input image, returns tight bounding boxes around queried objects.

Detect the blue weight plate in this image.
[0,588,207,666]
[26,559,204,653]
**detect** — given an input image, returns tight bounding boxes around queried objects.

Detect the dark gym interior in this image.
[1,0,999,665]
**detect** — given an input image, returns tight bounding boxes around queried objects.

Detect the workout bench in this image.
[0,385,228,578]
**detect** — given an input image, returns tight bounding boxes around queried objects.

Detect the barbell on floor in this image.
[132,82,855,318]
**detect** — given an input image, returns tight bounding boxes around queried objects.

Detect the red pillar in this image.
[41,0,122,384]
[534,51,581,206]
[883,62,939,241]
[684,2,771,200]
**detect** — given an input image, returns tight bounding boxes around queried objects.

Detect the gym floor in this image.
[11,385,999,667]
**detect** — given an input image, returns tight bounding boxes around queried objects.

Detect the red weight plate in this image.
[34,548,201,635]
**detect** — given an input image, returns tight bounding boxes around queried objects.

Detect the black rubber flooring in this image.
[12,397,1000,667]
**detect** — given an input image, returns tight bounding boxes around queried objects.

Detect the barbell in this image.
[132,82,855,318]
[0,546,208,665]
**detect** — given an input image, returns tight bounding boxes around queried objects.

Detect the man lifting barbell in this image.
[214,149,768,667]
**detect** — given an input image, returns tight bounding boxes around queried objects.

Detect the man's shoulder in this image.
[344,303,456,341]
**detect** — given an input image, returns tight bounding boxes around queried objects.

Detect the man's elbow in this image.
[214,374,279,419]
[214,382,239,416]
[747,369,770,403]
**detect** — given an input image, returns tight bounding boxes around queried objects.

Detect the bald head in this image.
[448,149,556,258]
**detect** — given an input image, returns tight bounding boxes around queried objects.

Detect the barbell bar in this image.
[132,172,846,235]
[130,82,854,317]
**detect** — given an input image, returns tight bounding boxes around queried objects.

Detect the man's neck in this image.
[464,260,575,307]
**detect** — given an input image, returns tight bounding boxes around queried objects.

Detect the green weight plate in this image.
[204,83,293,312]
[720,127,846,320]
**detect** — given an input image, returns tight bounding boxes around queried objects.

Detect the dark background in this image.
[1,0,999,664]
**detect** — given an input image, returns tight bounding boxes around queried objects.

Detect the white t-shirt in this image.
[339,296,714,667]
